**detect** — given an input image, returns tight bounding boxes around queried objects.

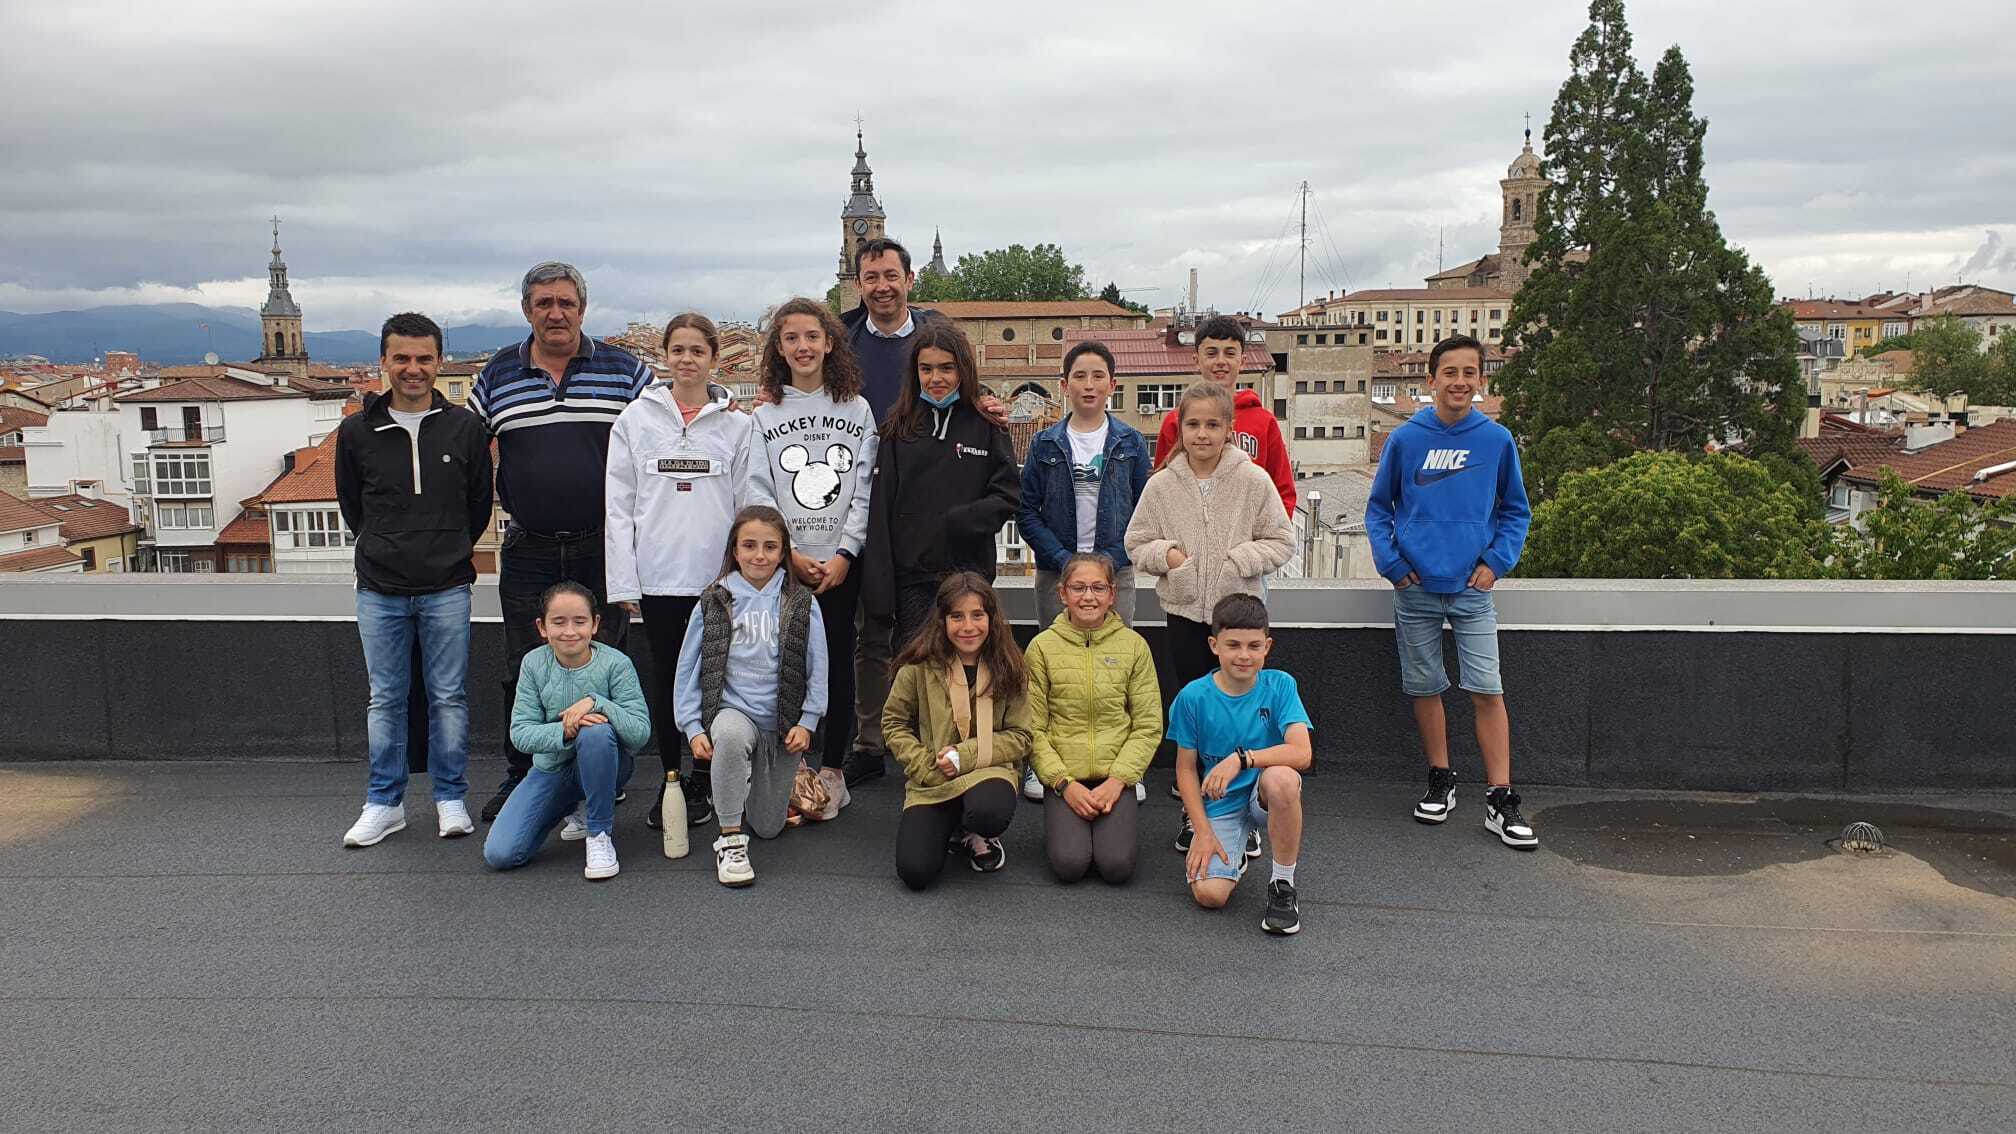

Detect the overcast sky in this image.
[3,0,2013,334]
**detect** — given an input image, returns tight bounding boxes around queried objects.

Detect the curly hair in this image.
[759,298,863,403]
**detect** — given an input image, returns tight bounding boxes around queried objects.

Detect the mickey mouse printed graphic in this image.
[779,443,855,509]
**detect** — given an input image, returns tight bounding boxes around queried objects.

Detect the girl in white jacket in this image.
[604,311,753,827]
[745,297,878,813]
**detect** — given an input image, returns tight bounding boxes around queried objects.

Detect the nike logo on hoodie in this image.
[1412,448,1477,486]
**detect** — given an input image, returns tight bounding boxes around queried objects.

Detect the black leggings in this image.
[639,594,700,776]
[1166,614,1217,693]
[814,567,860,770]
[895,778,1017,891]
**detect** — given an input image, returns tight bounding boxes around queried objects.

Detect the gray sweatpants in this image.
[708,707,796,839]
[1035,565,1139,628]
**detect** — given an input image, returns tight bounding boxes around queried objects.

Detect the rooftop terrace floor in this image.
[2,759,2011,1132]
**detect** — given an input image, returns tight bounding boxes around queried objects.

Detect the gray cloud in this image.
[3,0,2012,332]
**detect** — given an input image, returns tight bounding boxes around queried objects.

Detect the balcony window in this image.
[273,509,354,550]
[157,551,192,573]
[155,501,214,530]
[130,452,150,495]
[1371,383,1397,405]
[150,453,212,497]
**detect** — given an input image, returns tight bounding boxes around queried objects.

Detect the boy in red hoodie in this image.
[1154,315,1295,518]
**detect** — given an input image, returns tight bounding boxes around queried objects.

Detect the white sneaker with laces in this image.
[583,832,619,880]
[1021,765,1045,802]
[342,803,406,848]
[559,803,588,841]
[714,832,755,887]
[435,799,474,838]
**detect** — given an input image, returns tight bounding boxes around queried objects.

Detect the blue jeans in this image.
[1393,585,1503,697]
[483,723,633,869]
[357,585,472,806]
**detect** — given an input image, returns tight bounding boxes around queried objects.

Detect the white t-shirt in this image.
[1066,420,1109,552]
[388,407,428,445]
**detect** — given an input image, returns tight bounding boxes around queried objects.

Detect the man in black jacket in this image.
[334,312,494,849]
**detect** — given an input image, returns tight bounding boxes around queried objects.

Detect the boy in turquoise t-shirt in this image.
[1169,594,1313,935]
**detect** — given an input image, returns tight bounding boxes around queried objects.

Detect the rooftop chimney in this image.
[1188,268,1199,313]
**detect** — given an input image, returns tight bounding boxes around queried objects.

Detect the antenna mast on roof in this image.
[1298,180,1310,308]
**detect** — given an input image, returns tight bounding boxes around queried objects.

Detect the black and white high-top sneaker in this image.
[1413,766,1458,824]
[1485,786,1539,849]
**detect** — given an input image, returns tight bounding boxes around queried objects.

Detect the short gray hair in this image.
[521,261,587,310]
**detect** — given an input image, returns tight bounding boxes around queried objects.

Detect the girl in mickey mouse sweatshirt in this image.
[745,298,879,800]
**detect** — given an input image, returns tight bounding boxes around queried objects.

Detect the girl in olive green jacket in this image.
[1026,553,1163,884]
[884,572,1032,891]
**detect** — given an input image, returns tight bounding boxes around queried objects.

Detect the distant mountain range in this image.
[0,304,528,365]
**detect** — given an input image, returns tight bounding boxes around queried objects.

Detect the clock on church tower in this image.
[835,125,888,310]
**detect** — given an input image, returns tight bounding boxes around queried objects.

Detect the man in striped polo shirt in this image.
[469,261,651,822]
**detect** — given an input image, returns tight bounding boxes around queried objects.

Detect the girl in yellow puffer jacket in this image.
[1025,553,1164,883]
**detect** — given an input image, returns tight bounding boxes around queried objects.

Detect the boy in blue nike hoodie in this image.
[1364,335,1538,850]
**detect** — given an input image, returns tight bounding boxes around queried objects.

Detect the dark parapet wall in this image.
[1,576,2013,792]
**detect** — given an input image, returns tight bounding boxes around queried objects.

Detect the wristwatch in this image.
[1237,747,1254,771]
[1055,776,1076,794]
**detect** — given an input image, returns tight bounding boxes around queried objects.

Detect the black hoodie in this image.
[862,398,1020,617]
[335,390,493,595]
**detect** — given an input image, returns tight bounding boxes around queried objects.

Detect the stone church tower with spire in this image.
[833,126,887,311]
[1495,122,1548,293]
[257,217,308,376]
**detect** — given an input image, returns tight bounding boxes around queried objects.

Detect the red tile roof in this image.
[118,376,306,403]
[0,544,85,572]
[1059,328,1271,377]
[928,300,1144,320]
[1782,300,1886,321]
[1840,419,2016,500]
[215,508,271,546]
[31,494,141,541]
[0,405,50,434]
[0,492,61,535]
[257,431,342,504]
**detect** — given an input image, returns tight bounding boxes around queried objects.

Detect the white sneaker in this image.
[817,766,849,820]
[435,799,474,838]
[583,832,619,880]
[1021,765,1045,801]
[714,832,755,887]
[1134,781,1147,803]
[559,803,588,841]
[342,803,406,848]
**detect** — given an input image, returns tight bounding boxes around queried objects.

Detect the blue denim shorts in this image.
[1200,793,1268,882]
[1393,585,1503,697]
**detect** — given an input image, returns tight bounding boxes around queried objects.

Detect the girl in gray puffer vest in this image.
[673,506,830,887]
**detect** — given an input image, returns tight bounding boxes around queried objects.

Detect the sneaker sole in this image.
[584,864,619,881]
[343,818,406,848]
[1486,814,1540,849]
[1262,917,1301,935]
[1244,838,1264,861]
[718,874,755,888]
[560,827,588,842]
[1414,790,1455,824]
[438,823,474,839]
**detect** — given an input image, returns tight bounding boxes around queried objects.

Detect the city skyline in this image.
[4,0,2013,333]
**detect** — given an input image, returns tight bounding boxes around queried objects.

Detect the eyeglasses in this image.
[1064,583,1112,596]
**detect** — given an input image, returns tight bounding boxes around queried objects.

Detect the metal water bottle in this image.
[662,771,689,859]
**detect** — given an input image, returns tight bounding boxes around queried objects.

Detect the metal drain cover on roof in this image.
[1836,821,1887,854]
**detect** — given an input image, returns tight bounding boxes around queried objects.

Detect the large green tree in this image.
[1832,470,2016,580]
[1497,1,1802,485]
[1521,451,1829,578]
[1907,315,2000,403]
[936,243,1089,302]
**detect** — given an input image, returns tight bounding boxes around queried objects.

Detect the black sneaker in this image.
[1243,829,1263,860]
[646,782,665,830]
[842,748,887,787]
[614,788,627,805]
[1173,815,1193,854]
[1414,766,1458,824]
[478,773,523,823]
[958,831,1006,873]
[1485,787,1539,849]
[684,770,715,828]
[1262,879,1301,935]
